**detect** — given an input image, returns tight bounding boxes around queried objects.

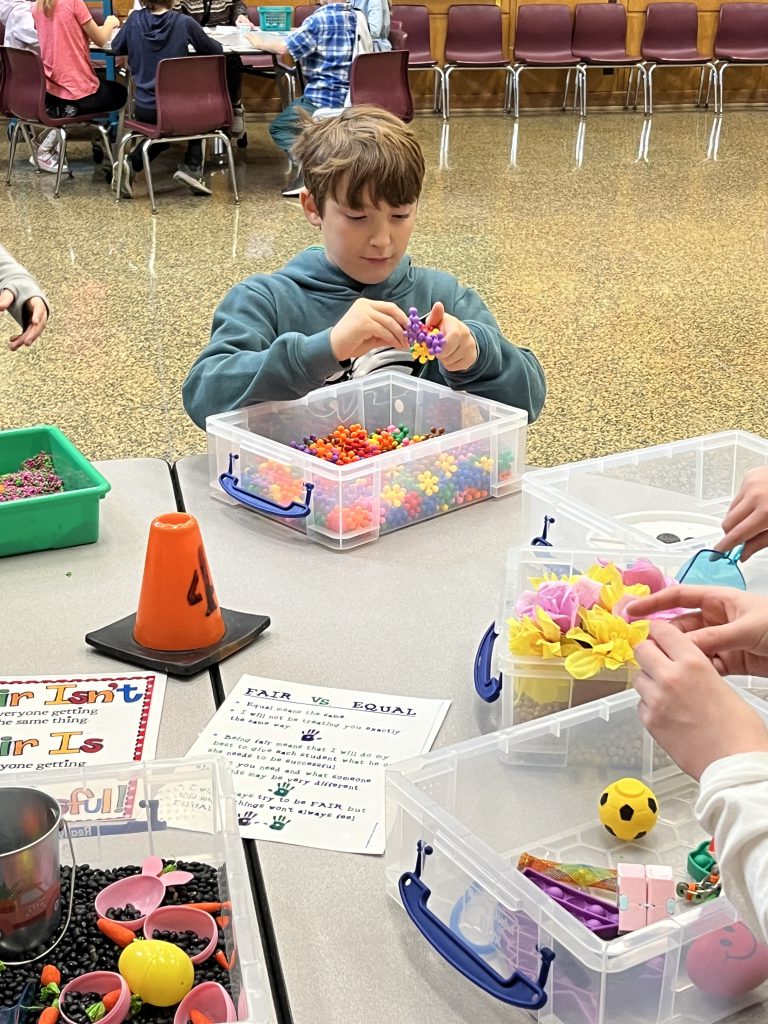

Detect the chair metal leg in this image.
[217,130,240,206]
[433,68,444,114]
[562,68,572,111]
[634,63,644,110]
[696,65,706,108]
[717,64,726,114]
[443,66,454,120]
[142,140,157,214]
[95,124,114,167]
[578,66,587,118]
[625,66,634,109]
[53,128,67,198]
[514,67,522,119]
[644,65,654,115]
[5,120,24,185]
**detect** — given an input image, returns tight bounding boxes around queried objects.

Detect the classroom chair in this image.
[712,2,768,112]
[349,50,414,121]
[114,55,239,214]
[509,4,582,118]
[571,3,645,115]
[389,19,407,50]
[443,4,512,119]
[640,2,718,115]
[293,4,318,26]
[2,45,116,198]
[391,5,445,114]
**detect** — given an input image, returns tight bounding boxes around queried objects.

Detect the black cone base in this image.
[85,608,270,677]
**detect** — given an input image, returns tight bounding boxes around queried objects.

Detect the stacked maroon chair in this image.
[349,49,414,121]
[389,19,407,50]
[2,45,117,197]
[509,4,582,117]
[641,2,718,114]
[114,54,238,213]
[242,4,295,107]
[572,3,645,115]
[442,4,512,118]
[391,5,445,113]
[713,2,768,111]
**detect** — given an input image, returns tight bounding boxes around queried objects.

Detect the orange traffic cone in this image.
[85,512,270,676]
[134,513,225,651]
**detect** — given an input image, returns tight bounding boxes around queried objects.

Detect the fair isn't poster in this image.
[0,674,166,824]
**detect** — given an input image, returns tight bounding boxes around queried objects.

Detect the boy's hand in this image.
[715,466,768,561]
[330,299,410,363]
[634,621,768,780]
[0,291,48,350]
[627,585,768,678]
[104,14,120,30]
[236,13,253,25]
[426,302,478,373]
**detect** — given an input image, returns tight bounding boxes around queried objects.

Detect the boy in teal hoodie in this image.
[182,106,546,427]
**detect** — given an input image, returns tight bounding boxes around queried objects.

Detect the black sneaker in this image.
[281,172,304,198]
[173,164,212,196]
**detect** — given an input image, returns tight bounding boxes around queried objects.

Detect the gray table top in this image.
[1,458,214,759]
[176,453,534,1024]
[176,453,768,1024]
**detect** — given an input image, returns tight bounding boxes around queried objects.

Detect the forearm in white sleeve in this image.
[695,751,768,944]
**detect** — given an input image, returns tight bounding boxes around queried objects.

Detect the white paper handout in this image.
[186,674,450,854]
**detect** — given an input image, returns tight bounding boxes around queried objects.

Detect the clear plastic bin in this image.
[206,374,528,551]
[0,757,272,1024]
[385,689,768,1024]
[523,431,768,554]
[474,546,768,728]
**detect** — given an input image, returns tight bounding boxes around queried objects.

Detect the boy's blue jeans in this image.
[269,97,318,156]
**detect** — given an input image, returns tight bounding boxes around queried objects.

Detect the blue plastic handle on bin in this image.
[399,841,555,1011]
[219,453,314,519]
[474,621,503,703]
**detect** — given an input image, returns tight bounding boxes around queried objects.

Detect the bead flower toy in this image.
[404,307,445,363]
[0,451,63,502]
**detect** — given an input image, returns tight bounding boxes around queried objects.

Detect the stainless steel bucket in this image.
[0,788,62,957]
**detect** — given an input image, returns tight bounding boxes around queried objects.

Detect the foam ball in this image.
[687,923,768,997]
[119,939,194,1006]
[598,777,658,842]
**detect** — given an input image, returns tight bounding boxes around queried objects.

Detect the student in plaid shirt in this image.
[248,0,357,196]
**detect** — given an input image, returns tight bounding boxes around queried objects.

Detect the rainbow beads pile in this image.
[405,307,445,364]
[290,423,446,464]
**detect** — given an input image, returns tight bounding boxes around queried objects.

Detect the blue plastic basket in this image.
[257,5,292,30]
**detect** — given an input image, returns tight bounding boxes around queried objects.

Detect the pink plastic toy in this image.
[143,905,218,964]
[141,856,195,888]
[59,972,131,1024]
[94,874,166,931]
[173,981,237,1024]
[617,863,675,932]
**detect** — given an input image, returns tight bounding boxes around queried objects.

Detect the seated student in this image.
[628,587,768,943]
[175,0,249,138]
[111,0,225,196]
[354,0,390,51]
[245,0,360,196]
[0,0,65,172]
[0,245,49,350]
[33,0,125,118]
[182,106,546,427]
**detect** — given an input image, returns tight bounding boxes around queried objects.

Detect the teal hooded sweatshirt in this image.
[182,248,546,428]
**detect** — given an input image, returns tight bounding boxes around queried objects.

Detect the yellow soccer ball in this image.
[119,939,194,1006]
[598,777,659,842]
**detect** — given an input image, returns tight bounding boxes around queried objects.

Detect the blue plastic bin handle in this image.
[399,842,554,1010]
[474,622,503,703]
[219,453,314,519]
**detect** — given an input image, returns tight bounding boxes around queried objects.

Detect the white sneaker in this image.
[30,151,68,174]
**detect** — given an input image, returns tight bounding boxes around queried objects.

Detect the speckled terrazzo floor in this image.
[1,108,767,465]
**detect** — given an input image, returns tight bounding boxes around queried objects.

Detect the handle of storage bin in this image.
[399,842,554,1010]
[474,622,502,703]
[219,453,314,519]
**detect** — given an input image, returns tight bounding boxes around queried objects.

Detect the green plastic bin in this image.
[0,425,110,558]
[257,5,292,30]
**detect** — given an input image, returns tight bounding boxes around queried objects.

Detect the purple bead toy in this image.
[405,307,445,363]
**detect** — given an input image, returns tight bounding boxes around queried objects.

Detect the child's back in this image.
[112,7,222,108]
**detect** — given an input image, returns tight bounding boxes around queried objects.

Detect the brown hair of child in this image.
[292,105,426,215]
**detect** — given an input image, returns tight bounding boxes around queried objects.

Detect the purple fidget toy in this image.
[405,307,445,357]
[523,867,619,940]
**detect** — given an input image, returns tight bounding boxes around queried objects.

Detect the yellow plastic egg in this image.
[118,939,194,1006]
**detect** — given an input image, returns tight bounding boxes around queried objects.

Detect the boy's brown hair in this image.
[292,105,425,214]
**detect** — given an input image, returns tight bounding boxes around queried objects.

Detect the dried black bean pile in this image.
[0,861,236,1024]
